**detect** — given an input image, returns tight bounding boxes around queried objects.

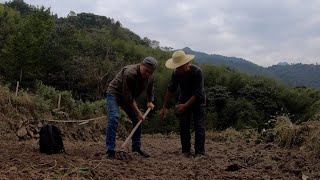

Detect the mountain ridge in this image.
[182,47,320,88]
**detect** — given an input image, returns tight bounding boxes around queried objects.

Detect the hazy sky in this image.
[3,0,320,67]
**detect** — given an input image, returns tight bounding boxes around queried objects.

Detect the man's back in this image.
[107,64,154,105]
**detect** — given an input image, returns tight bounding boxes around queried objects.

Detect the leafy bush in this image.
[71,100,106,119]
[36,81,75,111]
[303,100,320,122]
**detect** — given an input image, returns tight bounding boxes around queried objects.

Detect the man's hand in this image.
[137,110,144,121]
[130,100,145,121]
[147,102,155,110]
[160,107,167,119]
[176,103,188,114]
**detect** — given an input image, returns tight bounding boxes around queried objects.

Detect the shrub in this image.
[301,121,320,154]
[274,116,303,147]
[35,80,75,111]
[272,116,320,156]
[71,100,106,119]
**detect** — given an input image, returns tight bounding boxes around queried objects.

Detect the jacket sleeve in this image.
[167,71,178,93]
[193,69,204,100]
[122,72,134,103]
[146,76,155,102]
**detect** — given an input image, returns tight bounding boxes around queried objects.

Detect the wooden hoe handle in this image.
[120,107,152,149]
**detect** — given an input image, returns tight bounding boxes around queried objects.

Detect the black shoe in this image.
[132,149,150,158]
[106,150,115,159]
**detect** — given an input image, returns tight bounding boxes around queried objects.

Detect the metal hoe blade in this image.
[115,150,133,161]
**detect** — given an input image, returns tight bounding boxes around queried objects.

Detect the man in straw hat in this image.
[105,57,158,159]
[160,50,206,157]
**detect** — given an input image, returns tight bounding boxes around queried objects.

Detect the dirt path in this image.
[0,134,319,179]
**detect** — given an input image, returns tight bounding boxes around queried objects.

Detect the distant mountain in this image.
[267,64,320,88]
[183,47,320,88]
[183,47,275,77]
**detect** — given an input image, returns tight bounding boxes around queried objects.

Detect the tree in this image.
[67,11,76,17]
[0,5,21,75]
[5,0,33,16]
[4,6,55,84]
[150,40,160,49]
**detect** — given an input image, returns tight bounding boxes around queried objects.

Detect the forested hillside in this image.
[183,47,273,77]
[267,63,320,88]
[184,47,320,88]
[1,1,320,179]
[1,0,320,132]
[0,0,170,101]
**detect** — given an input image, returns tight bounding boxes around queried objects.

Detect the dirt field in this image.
[1,133,319,180]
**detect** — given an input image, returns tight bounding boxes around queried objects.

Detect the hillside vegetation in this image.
[1,1,320,179]
[1,0,320,134]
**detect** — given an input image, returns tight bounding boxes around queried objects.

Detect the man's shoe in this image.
[194,153,205,160]
[132,149,150,158]
[106,150,115,159]
[180,152,191,158]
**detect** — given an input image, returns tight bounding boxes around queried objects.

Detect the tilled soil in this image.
[0,134,319,180]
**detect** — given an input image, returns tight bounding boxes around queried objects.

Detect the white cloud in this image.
[1,0,320,66]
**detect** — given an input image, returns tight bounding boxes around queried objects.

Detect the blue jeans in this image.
[106,94,142,151]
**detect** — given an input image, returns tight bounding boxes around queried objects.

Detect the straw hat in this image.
[165,50,195,69]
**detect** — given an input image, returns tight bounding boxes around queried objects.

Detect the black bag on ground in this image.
[39,124,65,154]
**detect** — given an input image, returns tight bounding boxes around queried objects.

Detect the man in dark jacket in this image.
[106,57,158,158]
[160,50,206,157]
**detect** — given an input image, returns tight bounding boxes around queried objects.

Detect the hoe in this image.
[115,107,151,161]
